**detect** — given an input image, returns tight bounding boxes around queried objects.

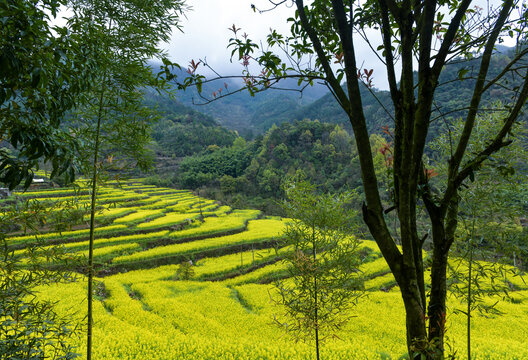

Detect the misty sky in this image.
[166,0,294,71]
[164,0,388,89]
[163,0,509,91]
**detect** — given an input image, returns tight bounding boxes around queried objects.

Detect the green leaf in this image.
[23,172,33,190]
[31,67,41,87]
[458,68,469,80]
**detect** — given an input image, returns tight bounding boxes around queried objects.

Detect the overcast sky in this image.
[166,0,293,69]
[55,2,289,66]
[52,1,512,91]
[165,0,388,89]
[163,0,512,91]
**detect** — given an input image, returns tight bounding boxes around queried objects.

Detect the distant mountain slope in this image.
[149,46,526,137]
[143,87,220,127]
[288,47,527,135]
[143,89,237,158]
[152,66,328,136]
[288,85,394,133]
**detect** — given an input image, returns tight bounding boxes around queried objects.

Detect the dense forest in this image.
[146,120,363,214]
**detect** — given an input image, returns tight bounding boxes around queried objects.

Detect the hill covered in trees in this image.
[148,119,378,214]
[143,89,237,158]
[158,46,526,139]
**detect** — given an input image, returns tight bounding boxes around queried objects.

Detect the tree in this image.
[2,0,183,357]
[179,1,528,358]
[272,177,362,360]
[0,199,83,359]
[1,2,92,357]
[0,0,94,190]
[65,1,185,358]
[430,109,527,359]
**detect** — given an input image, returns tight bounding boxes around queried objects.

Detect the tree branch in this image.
[362,82,395,122]
[294,0,350,110]
[330,0,362,115]
[417,0,435,77]
[482,47,528,93]
[445,0,514,204]
[431,0,473,79]
[253,0,290,13]
[378,0,401,105]
[454,70,528,190]
[410,0,437,185]
[332,0,402,280]
[382,0,403,26]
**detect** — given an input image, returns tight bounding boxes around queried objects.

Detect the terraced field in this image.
[5,179,528,359]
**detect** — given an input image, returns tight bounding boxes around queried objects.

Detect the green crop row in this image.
[194,247,281,279]
[166,198,203,213]
[138,189,190,196]
[12,186,121,200]
[168,209,261,241]
[189,203,218,212]
[87,243,142,263]
[13,230,171,260]
[141,198,184,210]
[83,207,137,222]
[112,219,286,264]
[114,209,166,224]
[33,192,147,205]
[364,272,397,291]
[7,224,128,246]
[360,257,391,278]
[15,189,88,198]
[136,212,202,230]
[187,205,231,217]
[222,261,289,286]
[129,193,190,206]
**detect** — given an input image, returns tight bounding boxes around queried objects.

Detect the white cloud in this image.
[165,0,295,75]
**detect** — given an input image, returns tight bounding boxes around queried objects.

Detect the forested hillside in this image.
[158,46,526,138]
[148,119,387,214]
[143,89,237,158]
[147,48,527,216]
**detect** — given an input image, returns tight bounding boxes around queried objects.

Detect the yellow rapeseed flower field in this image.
[114,209,166,224]
[112,219,286,264]
[7,181,528,359]
[136,212,201,230]
[6,224,128,245]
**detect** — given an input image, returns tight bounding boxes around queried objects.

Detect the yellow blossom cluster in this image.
[7,180,528,359]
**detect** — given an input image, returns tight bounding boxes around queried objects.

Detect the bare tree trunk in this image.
[426,195,458,356]
[427,241,449,352]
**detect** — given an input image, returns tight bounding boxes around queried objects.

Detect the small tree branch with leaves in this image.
[272,177,363,360]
